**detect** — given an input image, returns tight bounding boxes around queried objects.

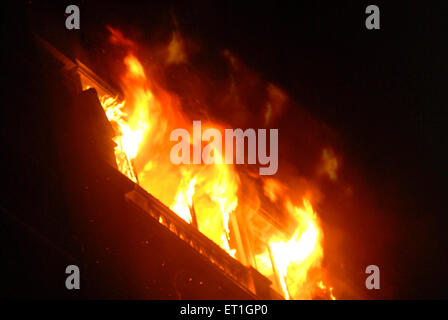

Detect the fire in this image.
[317,280,336,300]
[269,198,323,299]
[89,27,335,299]
[263,178,284,203]
[320,148,339,181]
[125,55,146,79]
[166,31,188,65]
[97,95,137,182]
[170,170,196,223]
[264,84,288,126]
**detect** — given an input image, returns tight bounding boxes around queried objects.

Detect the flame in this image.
[317,280,336,300]
[166,31,187,65]
[90,27,335,299]
[263,178,284,203]
[125,55,146,79]
[98,95,138,182]
[170,170,196,223]
[254,197,327,299]
[320,148,339,181]
[270,198,323,299]
[264,84,287,126]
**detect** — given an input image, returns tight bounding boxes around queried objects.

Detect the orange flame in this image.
[166,31,188,65]
[89,27,335,299]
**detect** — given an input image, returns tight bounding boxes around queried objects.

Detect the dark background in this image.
[1,0,447,299]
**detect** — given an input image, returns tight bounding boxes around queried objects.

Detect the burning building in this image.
[0,17,338,298]
[1,5,359,297]
[6,1,447,301]
[22,24,335,299]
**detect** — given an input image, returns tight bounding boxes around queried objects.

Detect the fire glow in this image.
[83,27,336,299]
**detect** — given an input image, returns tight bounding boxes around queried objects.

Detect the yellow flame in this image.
[254,197,326,299]
[125,55,146,78]
[170,171,196,223]
[271,198,322,299]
